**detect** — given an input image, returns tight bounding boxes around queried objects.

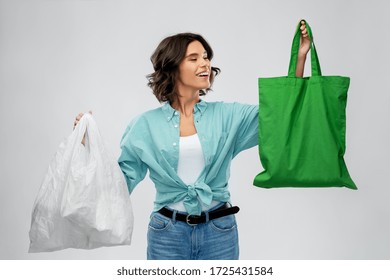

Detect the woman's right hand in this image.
[73,111,92,145]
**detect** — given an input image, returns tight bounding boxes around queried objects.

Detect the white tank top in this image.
[168,134,220,212]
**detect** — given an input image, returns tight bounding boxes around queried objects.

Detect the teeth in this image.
[197,72,209,76]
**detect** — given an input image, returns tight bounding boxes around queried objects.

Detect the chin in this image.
[202,82,211,88]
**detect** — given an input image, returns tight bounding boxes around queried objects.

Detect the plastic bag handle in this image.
[74,113,102,152]
[288,19,322,77]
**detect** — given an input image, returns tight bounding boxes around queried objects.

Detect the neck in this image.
[171,90,200,117]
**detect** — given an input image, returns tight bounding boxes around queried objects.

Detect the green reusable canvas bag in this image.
[253,20,356,189]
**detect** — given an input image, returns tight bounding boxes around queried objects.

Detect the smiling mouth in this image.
[196,71,209,77]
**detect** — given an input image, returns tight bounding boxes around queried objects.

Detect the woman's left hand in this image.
[299,20,311,57]
[295,20,311,77]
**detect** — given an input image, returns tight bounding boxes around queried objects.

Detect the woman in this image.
[74,21,310,260]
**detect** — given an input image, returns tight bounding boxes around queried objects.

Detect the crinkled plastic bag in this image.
[29,113,133,252]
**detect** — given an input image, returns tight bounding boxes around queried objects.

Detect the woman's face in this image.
[177,40,211,94]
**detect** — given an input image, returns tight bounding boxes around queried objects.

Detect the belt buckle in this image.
[186,214,199,226]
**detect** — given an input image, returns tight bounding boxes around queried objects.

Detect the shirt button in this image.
[174,124,178,128]
[173,142,177,146]
[174,112,178,115]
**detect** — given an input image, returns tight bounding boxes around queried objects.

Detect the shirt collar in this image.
[162,99,208,122]
[194,99,207,115]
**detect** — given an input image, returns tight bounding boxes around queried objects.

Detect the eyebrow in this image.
[185,51,208,58]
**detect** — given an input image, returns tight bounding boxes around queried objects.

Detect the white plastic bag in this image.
[29,113,133,252]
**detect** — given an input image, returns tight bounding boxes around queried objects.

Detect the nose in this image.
[201,58,210,68]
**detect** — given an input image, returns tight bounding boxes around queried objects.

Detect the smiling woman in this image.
[74,26,310,260]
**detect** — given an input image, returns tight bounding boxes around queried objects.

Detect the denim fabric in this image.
[147,203,239,260]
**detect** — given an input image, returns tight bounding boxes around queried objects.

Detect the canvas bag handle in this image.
[288,19,322,77]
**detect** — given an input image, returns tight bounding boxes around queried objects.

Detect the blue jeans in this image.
[147,203,239,260]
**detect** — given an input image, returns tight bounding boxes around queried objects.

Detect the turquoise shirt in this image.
[118,100,258,215]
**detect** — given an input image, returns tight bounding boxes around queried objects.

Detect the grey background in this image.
[1,0,389,260]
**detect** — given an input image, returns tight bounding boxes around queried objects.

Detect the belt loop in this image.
[172,209,177,224]
[205,211,210,223]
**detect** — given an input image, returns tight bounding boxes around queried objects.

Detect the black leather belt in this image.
[158,203,240,225]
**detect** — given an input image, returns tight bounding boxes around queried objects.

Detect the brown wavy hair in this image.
[147,33,220,103]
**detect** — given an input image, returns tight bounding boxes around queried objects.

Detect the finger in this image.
[300,25,309,39]
[76,112,84,121]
